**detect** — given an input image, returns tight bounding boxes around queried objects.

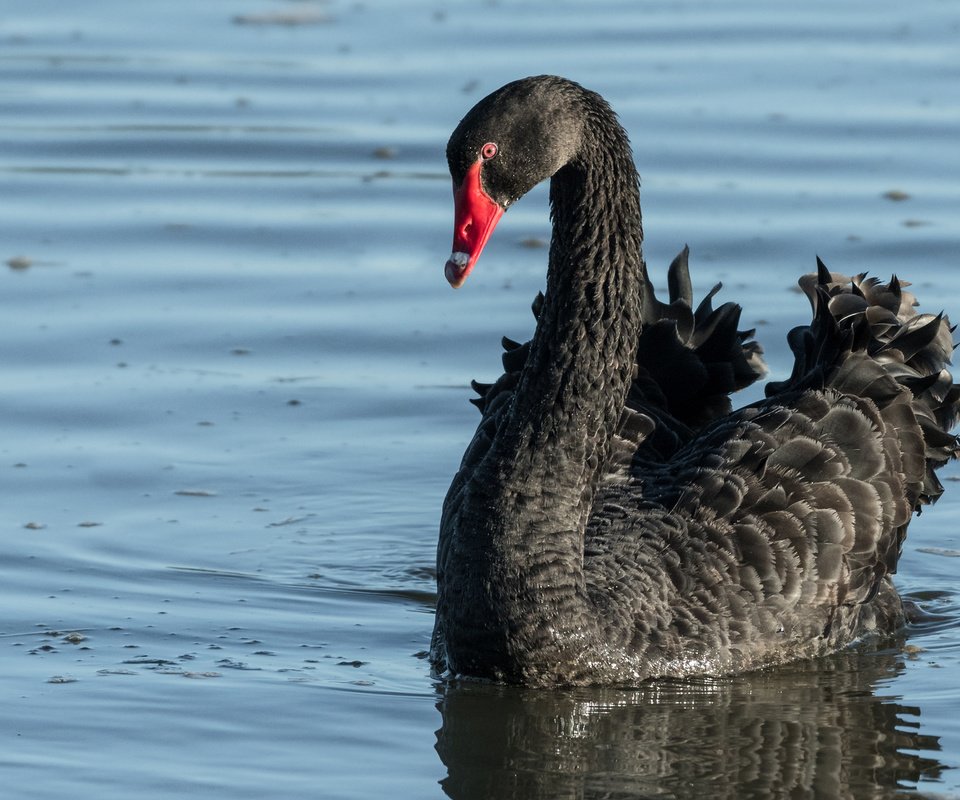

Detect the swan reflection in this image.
[435,639,945,799]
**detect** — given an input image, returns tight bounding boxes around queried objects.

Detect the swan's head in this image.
[443,76,585,288]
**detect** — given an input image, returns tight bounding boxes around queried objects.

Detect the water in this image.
[2,1,959,797]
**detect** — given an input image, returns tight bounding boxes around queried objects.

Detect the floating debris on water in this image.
[233,10,332,26]
[883,189,911,201]
[6,255,32,270]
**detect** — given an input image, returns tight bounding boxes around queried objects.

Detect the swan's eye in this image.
[480,142,498,160]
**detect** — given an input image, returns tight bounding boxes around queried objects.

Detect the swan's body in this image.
[432,75,959,686]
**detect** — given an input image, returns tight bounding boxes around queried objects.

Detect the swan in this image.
[432,75,959,686]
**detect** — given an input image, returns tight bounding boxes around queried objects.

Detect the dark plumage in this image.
[432,75,959,686]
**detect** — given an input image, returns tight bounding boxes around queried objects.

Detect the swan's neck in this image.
[503,136,644,521]
[439,117,644,681]
[507,137,642,490]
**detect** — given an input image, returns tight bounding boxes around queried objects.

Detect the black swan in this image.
[432,75,959,686]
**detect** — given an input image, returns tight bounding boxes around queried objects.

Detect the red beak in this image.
[444,160,505,288]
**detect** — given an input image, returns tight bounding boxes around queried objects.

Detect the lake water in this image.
[2,1,960,797]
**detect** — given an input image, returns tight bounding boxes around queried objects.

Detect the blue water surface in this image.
[2,1,959,797]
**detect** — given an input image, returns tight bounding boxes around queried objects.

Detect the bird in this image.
[431,75,959,687]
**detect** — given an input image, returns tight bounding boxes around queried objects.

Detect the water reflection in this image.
[435,638,946,799]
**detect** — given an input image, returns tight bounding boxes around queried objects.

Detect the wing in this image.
[630,245,767,429]
[585,258,959,673]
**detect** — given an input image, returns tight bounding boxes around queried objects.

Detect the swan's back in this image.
[580,258,959,676]
[452,252,958,681]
